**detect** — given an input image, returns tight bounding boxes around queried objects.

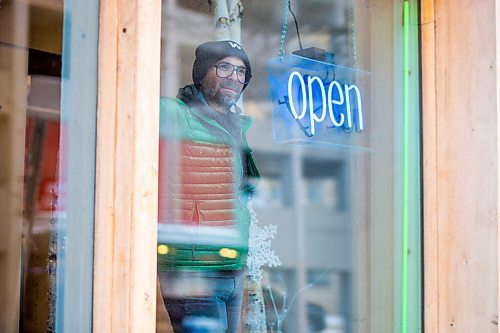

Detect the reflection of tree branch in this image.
[266,284,280,332]
[287,282,312,312]
[265,265,334,332]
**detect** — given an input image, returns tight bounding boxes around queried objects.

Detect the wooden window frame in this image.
[422,0,500,331]
[93,0,162,331]
[90,0,500,331]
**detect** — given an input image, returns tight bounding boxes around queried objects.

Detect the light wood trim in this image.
[423,0,499,331]
[497,0,500,324]
[93,0,161,331]
[421,0,438,332]
[0,3,29,332]
[93,0,118,330]
[494,1,500,322]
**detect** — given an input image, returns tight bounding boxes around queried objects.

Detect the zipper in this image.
[191,245,196,260]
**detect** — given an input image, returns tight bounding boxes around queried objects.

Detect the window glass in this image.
[0,0,99,331]
[158,1,421,332]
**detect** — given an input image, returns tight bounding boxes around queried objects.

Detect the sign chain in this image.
[349,0,359,68]
[279,0,290,61]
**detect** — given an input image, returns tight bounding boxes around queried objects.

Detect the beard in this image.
[202,81,242,109]
[214,90,239,107]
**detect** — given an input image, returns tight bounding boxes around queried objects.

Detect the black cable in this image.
[288,0,303,50]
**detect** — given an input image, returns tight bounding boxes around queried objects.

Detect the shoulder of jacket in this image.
[159,97,189,138]
[160,97,187,111]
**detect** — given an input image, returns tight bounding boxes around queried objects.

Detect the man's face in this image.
[200,56,246,110]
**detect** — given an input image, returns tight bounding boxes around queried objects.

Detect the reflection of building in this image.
[248,133,354,330]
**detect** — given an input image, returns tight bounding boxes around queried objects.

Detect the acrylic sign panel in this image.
[268,54,371,150]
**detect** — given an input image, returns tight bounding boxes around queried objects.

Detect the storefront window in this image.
[158,1,421,333]
[1,0,99,331]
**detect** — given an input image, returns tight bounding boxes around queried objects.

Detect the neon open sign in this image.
[287,71,364,136]
[268,54,370,149]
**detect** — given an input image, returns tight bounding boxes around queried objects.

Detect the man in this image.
[157,40,259,332]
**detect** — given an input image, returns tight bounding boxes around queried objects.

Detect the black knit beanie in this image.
[192,40,252,91]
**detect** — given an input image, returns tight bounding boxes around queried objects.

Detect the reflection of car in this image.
[157,224,248,271]
[157,224,245,247]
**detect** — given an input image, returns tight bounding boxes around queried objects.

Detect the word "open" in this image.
[287,71,364,136]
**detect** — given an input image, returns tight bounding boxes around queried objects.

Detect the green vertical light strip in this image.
[401,1,410,333]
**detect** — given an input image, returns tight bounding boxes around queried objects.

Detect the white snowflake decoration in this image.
[246,201,281,282]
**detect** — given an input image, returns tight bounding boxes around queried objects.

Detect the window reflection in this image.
[159,1,413,332]
[11,0,98,328]
[160,1,355,332]
[22,67,62,332]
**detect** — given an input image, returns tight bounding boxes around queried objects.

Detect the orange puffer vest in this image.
[158,97,256,271]
[159,140,240,227]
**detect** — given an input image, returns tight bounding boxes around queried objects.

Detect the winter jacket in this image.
[158,85,259,272]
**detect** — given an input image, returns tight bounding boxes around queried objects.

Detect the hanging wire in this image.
[279,0,303,60]
[288,1,303,50]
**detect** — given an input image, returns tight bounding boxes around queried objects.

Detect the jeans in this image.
[159,270,244,333]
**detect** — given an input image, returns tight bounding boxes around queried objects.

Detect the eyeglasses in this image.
[214,62,248,84]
